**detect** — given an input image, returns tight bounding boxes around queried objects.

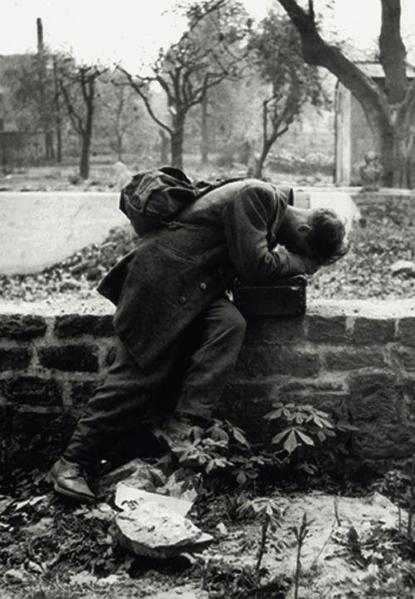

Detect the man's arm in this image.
[222,183,315,283]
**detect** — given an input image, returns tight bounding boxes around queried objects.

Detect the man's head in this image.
[279,206,347,265]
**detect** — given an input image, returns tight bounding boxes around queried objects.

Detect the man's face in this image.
[282,212,313,257]
[282,230,311,257]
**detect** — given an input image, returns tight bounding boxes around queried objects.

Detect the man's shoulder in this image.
[201,178,277,206]
[222,177,275,195]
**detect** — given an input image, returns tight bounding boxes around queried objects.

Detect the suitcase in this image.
[233,275,307,317]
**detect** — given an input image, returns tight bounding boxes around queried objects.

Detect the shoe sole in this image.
[45,471,95,503]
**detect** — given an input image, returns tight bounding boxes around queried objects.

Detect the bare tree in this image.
[5,51,58,162]
[249,12,326,178]
[118,0,250,168]
[52,56,64,162]
[277,0,415,188]
[101,78,140,162]
[36,18,54,160]
[58,61,106,179]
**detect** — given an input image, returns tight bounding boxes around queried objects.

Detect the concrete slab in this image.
[0,192,127,275]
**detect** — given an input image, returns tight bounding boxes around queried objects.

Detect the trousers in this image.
[64,297,246,466]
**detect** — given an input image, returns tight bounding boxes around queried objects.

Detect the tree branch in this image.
[117,66,172,134]
[59,79,85,135]
[277,0,391,127]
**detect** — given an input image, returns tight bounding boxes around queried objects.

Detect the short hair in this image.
[307,208,347,265]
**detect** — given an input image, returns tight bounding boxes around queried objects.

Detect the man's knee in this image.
[224,304,247,342]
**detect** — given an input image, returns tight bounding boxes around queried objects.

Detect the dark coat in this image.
[98,179,293,371]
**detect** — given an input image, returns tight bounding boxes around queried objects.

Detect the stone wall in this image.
[1,300,415,478]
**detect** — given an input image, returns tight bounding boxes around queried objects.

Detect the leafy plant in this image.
[237,497,286,580]
[171,419,280,490]
[264,401,356,462]
[291,512,312,599]
[200,557,289,599]
[370,457,415,538]
[335,523,415,598]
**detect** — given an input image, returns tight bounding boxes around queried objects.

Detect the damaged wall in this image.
[0,300,415,477]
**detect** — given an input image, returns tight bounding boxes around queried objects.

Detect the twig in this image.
[334,495,342,527]
[407,455,415,537]
[347,525,368,568]
[255,515,270,579]
[310,519,335,570]
[293,513,311,599]
[1,406,13,490]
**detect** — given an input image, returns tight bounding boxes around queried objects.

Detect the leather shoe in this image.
[46,457,95,502]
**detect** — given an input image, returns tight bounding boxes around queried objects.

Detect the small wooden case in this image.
[233,275,307,317]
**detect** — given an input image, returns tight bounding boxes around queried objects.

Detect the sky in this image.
[0,0,414,71]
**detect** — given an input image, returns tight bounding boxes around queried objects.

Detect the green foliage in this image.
[172,418,278,489]
[236,496,287,579]
[334,524,415,598]
[374,468,414,503]
[249,11,326,107]
[264,401,353,457]
[236,496,285,527]
[247,10,329,175]
[200,558,289,599]
[291,512,313,599]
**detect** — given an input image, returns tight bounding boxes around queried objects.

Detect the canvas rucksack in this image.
[119,165,216,236]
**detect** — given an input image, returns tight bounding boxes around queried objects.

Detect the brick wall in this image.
[1,301,415,477]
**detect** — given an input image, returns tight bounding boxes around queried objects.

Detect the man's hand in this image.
[300,255,321,275]
[285,251,320,275]
[272,246,321,276]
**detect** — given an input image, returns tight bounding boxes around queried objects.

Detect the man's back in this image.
[99,178,290,370]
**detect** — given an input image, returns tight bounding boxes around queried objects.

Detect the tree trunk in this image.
[254,138,276,179]
[374,105,415,189]
[170,116,185,168]
[53,58,63,163]
[252,99,279,179]
[391,129,415,188]
[277,0,409,188]
[55,122,62,163]
[253,100,270,178]
[79,91,95,180]
[79,134,91,179]
[116,131,123,162]
[159,129,169,164]
[45,132,54,160]
[200,93,209,165]
[254,151,266,179]
[171,133,183,168]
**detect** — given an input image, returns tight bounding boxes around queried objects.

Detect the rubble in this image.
[3,569,28,584]
[99,457,167,497]
[391,259,415,277]
[115,482,193,517]
[114,491,213,558]
[99,457,212,559]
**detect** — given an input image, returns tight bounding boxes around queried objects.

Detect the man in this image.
[47,178,346,501]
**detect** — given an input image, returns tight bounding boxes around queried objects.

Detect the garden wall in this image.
[1,300,415,478]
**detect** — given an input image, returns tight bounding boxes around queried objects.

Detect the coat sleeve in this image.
[222,182,301,283]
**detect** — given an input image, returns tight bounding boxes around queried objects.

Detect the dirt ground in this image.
[1,485,414,599]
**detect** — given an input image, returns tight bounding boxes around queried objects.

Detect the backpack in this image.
[119,166,215,236]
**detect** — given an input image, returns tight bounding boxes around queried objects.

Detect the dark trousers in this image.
[64,297,246,466]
